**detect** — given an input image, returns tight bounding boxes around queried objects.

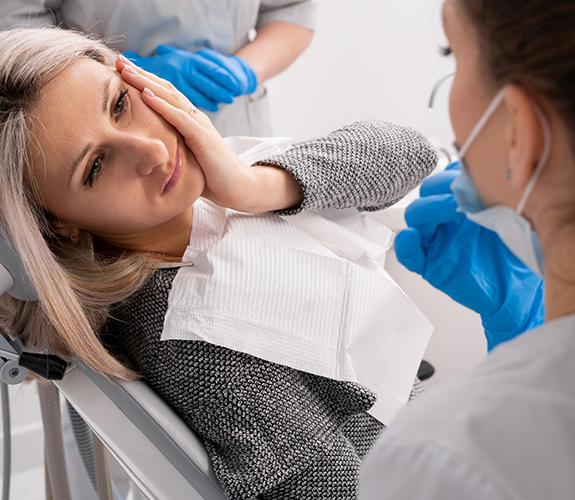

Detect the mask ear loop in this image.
[515,101,552,214]
[458,88,506,158]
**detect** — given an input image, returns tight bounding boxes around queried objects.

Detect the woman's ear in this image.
[52,220,80,241]
[504,85,546,190]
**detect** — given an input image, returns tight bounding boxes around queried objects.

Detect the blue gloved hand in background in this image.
[195,48,258,97]
[123,46,258,112]
[395,161,545,351]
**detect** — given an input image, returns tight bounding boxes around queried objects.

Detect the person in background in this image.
[361,0,575,498]
[0,0,316,136]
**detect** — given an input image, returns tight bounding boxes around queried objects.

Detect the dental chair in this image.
[0,227,434,500]
[0,230,231,500]
[55,361,228,500]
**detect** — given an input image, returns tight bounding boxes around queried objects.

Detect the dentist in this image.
[361,0,575,498]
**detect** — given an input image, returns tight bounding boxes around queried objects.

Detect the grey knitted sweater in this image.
[104,120,437,500]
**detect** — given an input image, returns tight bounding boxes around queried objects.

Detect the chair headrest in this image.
[0,229,36,301]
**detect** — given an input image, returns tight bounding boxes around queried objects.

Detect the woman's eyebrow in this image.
[68,141,92,186]
[101,75,113,113]
[68,75,113,185]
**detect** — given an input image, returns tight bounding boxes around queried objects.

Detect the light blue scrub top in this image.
[0,0,317,137]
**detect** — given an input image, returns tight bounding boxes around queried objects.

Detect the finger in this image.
[117,55,179,92]
[405,194,463,237]
[141,86,200,137]
[194,55,240,93]
[119,58,217,131]
[121,52,144,64]
[196,48,231,68]
[445,160,462,171]
[154,45,240,94]
[188,72,235,104]
[420,169,460,197]
[156,44,178,56]
[119,60,190,111]
[184,87,219,112]
[395,228,425,275]
[140,87,214,145]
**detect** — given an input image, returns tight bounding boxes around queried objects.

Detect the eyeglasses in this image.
[428,71,456,163]
[428,71,455,110]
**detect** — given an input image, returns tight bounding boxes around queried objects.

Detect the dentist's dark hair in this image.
[457,0,575,133]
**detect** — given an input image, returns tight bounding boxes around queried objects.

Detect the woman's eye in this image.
[113,89,129,118]
[84,155,103,188]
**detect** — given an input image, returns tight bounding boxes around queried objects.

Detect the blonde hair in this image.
[0,27,153,380]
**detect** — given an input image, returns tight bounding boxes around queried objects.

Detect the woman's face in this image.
[30,57,205,251]
[443,0,518,208]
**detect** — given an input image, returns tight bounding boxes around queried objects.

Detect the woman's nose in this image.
[122,133,170,176]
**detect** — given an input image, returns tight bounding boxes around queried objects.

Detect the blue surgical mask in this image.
[450,89,552,277]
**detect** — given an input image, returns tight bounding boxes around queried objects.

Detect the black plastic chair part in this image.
[417,360,435,381]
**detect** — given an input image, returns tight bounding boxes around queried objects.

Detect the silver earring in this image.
[70,234,79,244]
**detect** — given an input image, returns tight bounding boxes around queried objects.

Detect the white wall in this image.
[267,0,455,146]
[266,0,487,388]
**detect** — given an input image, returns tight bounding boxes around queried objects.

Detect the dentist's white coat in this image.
[361,314,575,499]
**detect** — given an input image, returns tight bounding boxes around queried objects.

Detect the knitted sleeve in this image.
[253,120,438,215]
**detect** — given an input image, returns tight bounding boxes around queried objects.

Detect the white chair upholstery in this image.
[55,361,229,500]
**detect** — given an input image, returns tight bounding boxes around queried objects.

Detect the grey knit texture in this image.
[103,121,436,499]
[105,270,425,500]
[255,120,438,215]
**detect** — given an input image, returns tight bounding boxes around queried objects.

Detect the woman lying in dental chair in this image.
[0,27,437,500]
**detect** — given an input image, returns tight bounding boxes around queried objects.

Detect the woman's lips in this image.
[161,147,183,195]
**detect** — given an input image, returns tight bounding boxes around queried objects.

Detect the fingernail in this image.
[119,54,132,65]
[143,87,155,97]
[123,64,137,75]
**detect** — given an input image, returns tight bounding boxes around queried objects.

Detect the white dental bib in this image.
[161,137,434,425]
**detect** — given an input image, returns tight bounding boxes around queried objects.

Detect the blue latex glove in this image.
[123,46,256,112]
[395,162,545,351]
[195,48,258,97]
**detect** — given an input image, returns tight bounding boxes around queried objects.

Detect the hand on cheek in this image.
[116,55,263,211]
[116,55,302,213]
